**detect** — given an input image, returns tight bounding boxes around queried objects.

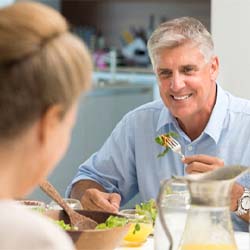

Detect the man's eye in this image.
[182,66,195,74]
[158,71,172,78]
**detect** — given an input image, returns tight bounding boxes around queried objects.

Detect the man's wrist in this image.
[235,187,250,216]
[231,183,244,211]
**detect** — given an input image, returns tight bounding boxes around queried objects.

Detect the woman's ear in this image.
[37,105,63,145]
[210,56,219,81]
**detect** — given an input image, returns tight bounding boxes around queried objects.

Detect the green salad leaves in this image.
[55,220,78,231]
[96,215,128,230]
[95,199,157,235]
[155,131,178,157]
[135,199,157,224]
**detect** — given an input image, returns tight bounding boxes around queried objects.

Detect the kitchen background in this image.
[26,0,211,203]
[2,0,249,204]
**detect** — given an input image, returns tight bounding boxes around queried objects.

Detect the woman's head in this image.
[147,17,214,70]
[0,2,92,197]
[0,2,92,141]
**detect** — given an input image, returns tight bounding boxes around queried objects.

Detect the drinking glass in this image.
[119,208,153,247]
[48,198,83,210]
[154,179,190,250]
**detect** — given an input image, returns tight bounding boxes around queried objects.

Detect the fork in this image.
[165,136,185,159]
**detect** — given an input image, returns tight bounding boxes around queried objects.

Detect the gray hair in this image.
[147,17,214,69]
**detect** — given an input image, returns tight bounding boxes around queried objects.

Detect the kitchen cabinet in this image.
[61,0,210,50]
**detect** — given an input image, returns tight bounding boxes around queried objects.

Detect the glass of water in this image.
[17,199,46,213]
[154,179,190,250]
[48,198,83,210]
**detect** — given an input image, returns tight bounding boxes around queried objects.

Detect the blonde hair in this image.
[0,2,92,139]
[147,17,214,69]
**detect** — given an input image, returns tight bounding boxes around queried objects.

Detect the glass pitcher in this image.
[154,178,190,250]
[157,165,250,250]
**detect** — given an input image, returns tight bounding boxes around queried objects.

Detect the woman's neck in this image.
[0,143,28,199]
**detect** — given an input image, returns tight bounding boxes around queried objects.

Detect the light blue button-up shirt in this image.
[66,84,250,231]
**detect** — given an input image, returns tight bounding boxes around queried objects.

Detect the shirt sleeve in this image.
[231,212,249,232]
[65,112,139,205]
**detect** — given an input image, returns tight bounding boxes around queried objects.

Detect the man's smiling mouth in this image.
[171,94,192,100]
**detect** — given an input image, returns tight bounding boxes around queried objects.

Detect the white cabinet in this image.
[211,0,250,99]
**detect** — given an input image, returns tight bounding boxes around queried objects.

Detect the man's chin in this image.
[170,108,192,119]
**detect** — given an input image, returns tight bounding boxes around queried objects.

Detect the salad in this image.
[55,220,78,231]
[135,199,157,224]
[96,215,128,230]
[96,199,157,232]
[155,131,178,157]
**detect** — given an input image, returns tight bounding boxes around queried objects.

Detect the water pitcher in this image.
[156,165,250,250]
[154,178,190,250]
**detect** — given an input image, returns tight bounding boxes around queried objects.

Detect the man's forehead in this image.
[155,47,206,67]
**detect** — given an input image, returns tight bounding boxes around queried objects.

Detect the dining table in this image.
[115,231,249,250]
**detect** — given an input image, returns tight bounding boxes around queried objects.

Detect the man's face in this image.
[155,42,219,122]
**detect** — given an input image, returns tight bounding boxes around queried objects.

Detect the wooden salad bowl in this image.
[45,209,130,250]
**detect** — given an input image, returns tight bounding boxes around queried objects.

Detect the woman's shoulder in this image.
[0,200,75,250]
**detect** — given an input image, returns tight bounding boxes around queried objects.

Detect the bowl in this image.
[119,209,153,247]
[16,199,46,213]
[45,209,130,250]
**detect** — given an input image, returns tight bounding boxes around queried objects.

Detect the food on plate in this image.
[155,131,179,157]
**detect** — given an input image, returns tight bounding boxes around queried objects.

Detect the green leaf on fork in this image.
[155,131,179,158]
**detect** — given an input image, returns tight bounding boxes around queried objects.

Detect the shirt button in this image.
[188,145,193,151]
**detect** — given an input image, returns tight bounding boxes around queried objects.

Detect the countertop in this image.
[93,71,159,100]
[93,71,156,85]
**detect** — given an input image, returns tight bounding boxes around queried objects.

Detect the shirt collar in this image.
[203,84,228,143]
[157,103,175,131]
[156,84,228,144]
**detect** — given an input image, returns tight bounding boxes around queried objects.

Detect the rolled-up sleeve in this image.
[65,112,138,205]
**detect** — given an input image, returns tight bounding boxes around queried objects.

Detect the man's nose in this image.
[170,73,185,91]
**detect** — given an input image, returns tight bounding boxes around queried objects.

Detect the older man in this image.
[66,17,250,231]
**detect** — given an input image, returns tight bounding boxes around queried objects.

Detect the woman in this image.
[0,2,92,249]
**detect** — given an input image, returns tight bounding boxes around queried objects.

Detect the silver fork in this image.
[165,136,185,159]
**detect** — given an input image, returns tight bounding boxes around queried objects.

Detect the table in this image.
[116,232,249,250]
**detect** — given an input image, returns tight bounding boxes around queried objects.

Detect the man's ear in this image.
[37,105,63,145]
[210,56,219,81]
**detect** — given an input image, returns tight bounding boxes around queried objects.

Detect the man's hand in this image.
[183,154,224,174]
[231,183,249,222]
[70,180,121,213]
[183,155,250,222]
[81,188,121,213]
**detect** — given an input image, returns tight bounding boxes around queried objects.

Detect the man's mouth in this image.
[171,94,192,101]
